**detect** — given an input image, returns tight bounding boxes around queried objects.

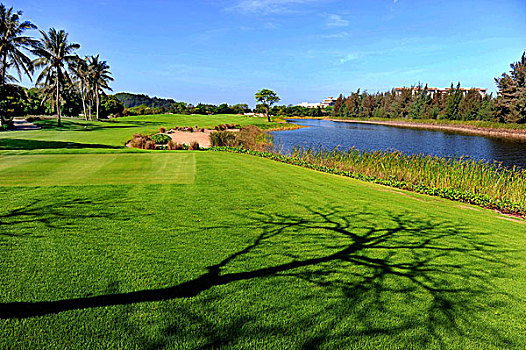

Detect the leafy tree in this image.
[100,95,124,118]
[0,83,26,129]
[32,28,79,126]
[0,4,37,84]
[231,103,250,114]
[255,89,280,122]
[495,52,526,123]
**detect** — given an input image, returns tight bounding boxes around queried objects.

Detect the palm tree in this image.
[87,55,113,120]
[0,4,37,84]
[69,56,90,120]
[32,28,79,126]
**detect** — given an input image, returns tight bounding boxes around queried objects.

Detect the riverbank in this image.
[327,118,526,140]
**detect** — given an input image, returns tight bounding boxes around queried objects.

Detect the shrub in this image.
[210,131,238,147]
[144,140,155,150]
[237,125,264,149]
[129,133,148,149]
[150,133,172,145]
[189,141,200,150]
[159,127,166,133]
[167,140,184,150]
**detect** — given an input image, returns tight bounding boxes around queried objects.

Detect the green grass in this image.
[0,116,525,348]
[286,146,526,214]
[1,150,525,349]
[0,114,285,150]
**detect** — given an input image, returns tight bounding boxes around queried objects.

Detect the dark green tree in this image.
[444,83,463,120]
[100,95,124,118]
[459,89,482,121]
[255,89,280,122]
[495,52,526,123]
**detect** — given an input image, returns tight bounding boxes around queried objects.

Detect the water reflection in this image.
[270,119,526,168]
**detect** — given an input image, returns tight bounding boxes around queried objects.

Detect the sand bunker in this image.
[167,129,239,148]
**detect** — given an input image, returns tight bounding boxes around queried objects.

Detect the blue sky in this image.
[8,0,526,106]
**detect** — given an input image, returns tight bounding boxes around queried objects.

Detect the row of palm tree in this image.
[0,4,113,126]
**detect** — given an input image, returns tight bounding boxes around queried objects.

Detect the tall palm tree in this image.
[87,55,113,120]
[0,4,37,84]
[32,28,79,126]
[69,55,90,120]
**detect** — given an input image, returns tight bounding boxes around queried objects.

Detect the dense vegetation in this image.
[330,53,526,124]
[331,83,496,122]
[0,3,115,128]
[115,91,327,118]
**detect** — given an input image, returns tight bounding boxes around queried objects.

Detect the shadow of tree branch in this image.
[0,205,516,347]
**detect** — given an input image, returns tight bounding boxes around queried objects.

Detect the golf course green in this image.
[0,115,525,349]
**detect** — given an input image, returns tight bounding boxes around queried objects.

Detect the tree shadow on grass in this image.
[0,197,136,237]
[0,205,518,347]
[0,138,120,150]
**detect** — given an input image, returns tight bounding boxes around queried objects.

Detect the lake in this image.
[270,119,526,169]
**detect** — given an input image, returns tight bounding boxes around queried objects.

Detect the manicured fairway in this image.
[0,114,277,149]
[0,153,196,185]
[1,149,525,349]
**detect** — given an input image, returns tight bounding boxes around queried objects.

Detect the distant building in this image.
[394,87,488,98]
[298,102,324,108]
[322,96,337,107]
[298,97,337,109]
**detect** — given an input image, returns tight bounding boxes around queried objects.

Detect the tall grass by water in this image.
[290,146,526,214]
[213,145,526,215]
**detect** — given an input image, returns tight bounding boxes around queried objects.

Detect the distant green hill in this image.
[114,92,177,108]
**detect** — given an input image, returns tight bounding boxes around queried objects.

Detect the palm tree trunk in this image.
[1,53,7,85]
[88,100,92,121]
[96,91,100,120]
[82,97,87,121]
[56,77,61,126]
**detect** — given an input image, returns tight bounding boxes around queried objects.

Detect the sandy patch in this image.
[167,129,239,149]
[167,131,212,148]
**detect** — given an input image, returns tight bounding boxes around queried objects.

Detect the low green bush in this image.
[149,133,172,145]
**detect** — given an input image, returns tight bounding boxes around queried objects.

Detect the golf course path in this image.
[12,117,41,131]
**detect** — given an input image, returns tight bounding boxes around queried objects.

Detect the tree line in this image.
[0,3,113,128]
[331,53,526,124]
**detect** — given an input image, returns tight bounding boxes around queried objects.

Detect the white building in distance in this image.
[298,97,337,108]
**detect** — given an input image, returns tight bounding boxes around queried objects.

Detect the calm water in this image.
[270,119,526,169]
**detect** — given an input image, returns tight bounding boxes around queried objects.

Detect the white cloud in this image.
[339,53,359,64]
[227,0,321,14]
[326,14,350,27]
[319,31,350,39]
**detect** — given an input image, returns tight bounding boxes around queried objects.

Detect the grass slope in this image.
[1,151,525,349]
[0,114,280,150]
